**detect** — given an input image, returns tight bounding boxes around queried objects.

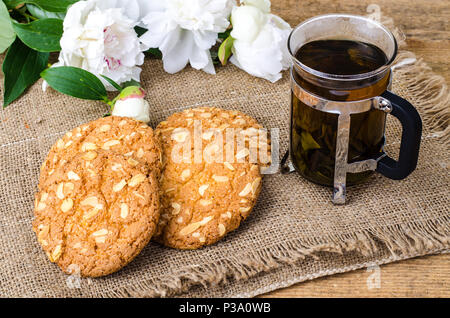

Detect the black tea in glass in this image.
[291,40,390,186]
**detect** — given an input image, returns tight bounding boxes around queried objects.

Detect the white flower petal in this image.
[201,53,216,75]
[51,0,146,91]
[231,5,266,43]
[192,30,218,50]
[97,0,141,21]
[138,0,166,13]
[230,7,292,82]
[158,27,182,56]
[112,98,150,123]
[190,47,215,74]
[140,11,178,47]
[243,0,271,13]
[140,0,233,74]
[162,30,194,74]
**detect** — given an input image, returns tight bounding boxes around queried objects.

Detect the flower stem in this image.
[104,97,115,111]
[14,9,37,21]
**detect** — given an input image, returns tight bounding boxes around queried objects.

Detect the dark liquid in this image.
[296,40,388,75]
[291,40,389,186]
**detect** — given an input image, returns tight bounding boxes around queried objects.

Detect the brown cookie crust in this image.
[155,107,270,249]
[33,150,159,277]
[39,116,161,189]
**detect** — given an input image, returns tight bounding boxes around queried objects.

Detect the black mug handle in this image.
[376,90,422,180]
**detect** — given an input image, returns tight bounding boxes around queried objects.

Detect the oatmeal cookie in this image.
[154,107,270,249]
[33,150,159,277]
[39,116,161,189]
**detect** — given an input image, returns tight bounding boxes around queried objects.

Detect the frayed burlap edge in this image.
[393,52,450,146]
[91,51,449,297]
[98,214,449,297]
[236,248,450,298]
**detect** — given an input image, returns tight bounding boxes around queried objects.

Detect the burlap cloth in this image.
[0,14,449,297]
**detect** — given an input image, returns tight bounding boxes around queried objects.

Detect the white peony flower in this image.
[44,0,149,91]
[241,0,271,13]
[230,0,292,82]
[111,86,150,123]
[140,0,236,74]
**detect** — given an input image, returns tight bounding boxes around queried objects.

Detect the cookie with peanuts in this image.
[33,150,160,277]
[39,116,162,189]
[155,107,271,249]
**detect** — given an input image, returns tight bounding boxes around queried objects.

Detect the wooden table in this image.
[261,0,450,298]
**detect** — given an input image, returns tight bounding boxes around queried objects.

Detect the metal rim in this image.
[287,14,398,82]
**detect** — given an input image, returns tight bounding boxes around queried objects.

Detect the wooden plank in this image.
[261,253,450,297]
[273,0,450,82]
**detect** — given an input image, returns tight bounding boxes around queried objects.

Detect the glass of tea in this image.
[284,14,422,204]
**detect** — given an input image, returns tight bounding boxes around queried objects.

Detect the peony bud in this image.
[229,0,292,82]
[231,5,266,43]
[111,86,150,123]
[242,0,271,13]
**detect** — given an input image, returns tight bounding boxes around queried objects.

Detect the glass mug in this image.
[282,14,422,204]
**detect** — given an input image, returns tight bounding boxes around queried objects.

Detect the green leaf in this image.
[2,38,49,107]
[12,18,63,52]
[3,0,22,9]
[41,66,108,101]
[117,86,144,100]
[300,131,321,151]
[27,4,65,19]
[210,50,220,65]
[121,79,140,88]
[134,26,147,37]
[146,48,162,59]
[100,75,122,91]
[218,29,232,40]
[5,0,78,12]
[218,36,234,66]
[0,1,16,53]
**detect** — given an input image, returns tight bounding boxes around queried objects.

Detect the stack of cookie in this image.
[33,107,270,277]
